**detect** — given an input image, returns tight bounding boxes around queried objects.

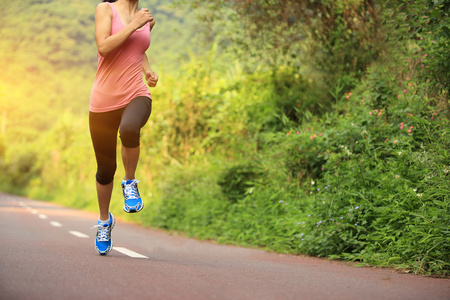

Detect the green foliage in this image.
[136,12,449,273]
[0,0,200,71]
[0,0,97,67]
[184,0,382,90]
[385,0,450,93]
[149,160,230,238]
[217,162,264,203]
[297,98,450,268]
[144,60,450,275]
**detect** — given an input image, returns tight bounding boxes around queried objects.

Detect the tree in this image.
[185,0,382,88]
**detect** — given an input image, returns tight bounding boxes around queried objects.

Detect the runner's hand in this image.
[145,71,158,87]
[132,9,154,30]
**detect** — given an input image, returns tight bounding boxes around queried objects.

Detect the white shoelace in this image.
[91,224,110,241]
[124,180,140,199]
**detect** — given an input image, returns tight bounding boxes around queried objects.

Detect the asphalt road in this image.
[0,192,449,300]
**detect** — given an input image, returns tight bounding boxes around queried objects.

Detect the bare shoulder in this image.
[96,2,113,16]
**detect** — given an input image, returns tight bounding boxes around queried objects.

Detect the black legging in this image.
[89,96,152,185]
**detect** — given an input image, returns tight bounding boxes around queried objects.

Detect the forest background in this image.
[0,0,449,276]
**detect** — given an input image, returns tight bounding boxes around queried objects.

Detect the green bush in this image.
[145,52,450,275]
[385,0,450,94]
[217,162,264,203]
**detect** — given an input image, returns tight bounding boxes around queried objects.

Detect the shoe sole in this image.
[123,202,144,213]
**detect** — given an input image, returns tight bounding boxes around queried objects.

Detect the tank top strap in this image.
[106,2,118,20]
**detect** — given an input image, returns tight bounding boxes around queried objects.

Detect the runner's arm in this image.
[95,3,153,57]
[143,54,158,87]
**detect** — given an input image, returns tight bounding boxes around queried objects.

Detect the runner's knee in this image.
[119,123,140,148]
[96,163,116,185]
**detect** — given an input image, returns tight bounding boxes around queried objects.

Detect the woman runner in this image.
[89,0,157,255]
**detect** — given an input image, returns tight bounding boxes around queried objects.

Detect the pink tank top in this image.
[90,2,151,113]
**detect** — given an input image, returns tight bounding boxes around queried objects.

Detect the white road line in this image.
[50,221,62,228]
[69,231,89,238]
[18,201,27,207]
[31,209,38,214]
[38,214,48,219]
[114,247,148,259]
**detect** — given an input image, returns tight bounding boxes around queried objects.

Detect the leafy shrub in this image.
[217,162,264,203]
[289,66,450,274]
[147,56,450,275]
[150,160,230,238]
[1,145,40,190]
[385,0,450,94]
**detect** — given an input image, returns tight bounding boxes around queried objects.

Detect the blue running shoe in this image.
[122,179,143,213]
[92,212,115,255]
